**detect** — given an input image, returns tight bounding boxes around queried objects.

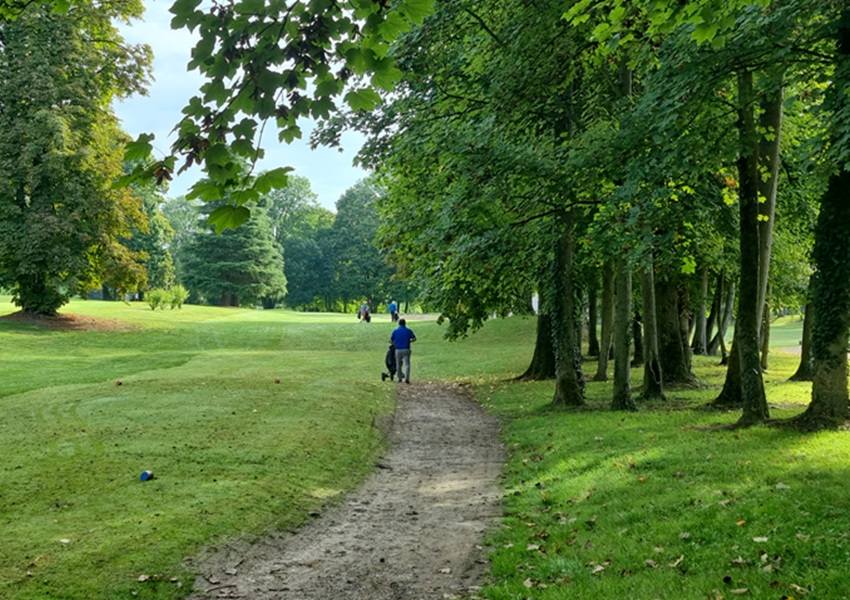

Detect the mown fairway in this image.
[0,298,533,600]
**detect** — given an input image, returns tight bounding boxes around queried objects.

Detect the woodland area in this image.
[1,0,849,428]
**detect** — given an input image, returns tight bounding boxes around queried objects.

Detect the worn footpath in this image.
[186,382,505,599]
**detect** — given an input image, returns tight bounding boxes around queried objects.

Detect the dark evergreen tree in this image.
[181,202,286,307]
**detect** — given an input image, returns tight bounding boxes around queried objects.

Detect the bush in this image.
[169,285,189,309]
[145,288,168,310]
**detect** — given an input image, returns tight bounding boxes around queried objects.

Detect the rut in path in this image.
[186,382,505,600]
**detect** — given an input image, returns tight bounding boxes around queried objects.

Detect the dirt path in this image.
[186,382,504,600]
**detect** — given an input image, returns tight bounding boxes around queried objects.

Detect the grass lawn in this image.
[479,317,850,600]
[2,299,846,600]
[0,297,532,600]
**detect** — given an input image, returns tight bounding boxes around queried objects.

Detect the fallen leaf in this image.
[736,520,746,526]
[789,583,808,595]
[730,556,746,567]
[730,589,749,595]
[680,532,691,539]
[594,436,604,441]
[776,482,791,490]
[669,555,685,568]
[527,544,541,551]
[137,575,149,582]
[592,564,605,575]
[653,546,664,553]
[59,539,70,544]
[752,537,769,543]
[438,567,452,574]
[645,559,658,568]
[503,542,514,549]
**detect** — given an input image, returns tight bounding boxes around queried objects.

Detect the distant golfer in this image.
[390,318,416,384]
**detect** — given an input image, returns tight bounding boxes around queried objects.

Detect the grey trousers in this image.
[395,348,412,381]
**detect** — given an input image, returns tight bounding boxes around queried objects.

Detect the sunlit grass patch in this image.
[479,319,850,600]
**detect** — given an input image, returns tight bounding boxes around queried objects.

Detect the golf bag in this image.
[381,343,397,381]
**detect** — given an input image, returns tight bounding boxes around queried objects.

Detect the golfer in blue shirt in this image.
[390,318,417,384]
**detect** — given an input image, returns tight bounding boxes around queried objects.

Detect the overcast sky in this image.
[113,0,369,212]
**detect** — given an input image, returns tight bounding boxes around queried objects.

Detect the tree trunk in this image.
[692,266,709,355]
[760,296,771,371]
[518,311,556,380]
[587,284,600,357]
[551,211,585,407]
[704,271,722,355]
[735,69,769,426]
[612,257,636,410]
[632,308,644,368]
[593,260,615,381]
[678,285,694,373]
[789,301,814,382]
[655,275,695,385]
[757,75,784,369]
[640,267,665,401]
[708,277,736,356]
[801,169,850,425]
[712,339,742,407]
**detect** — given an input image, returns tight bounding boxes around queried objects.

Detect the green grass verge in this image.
[478,318,850,600]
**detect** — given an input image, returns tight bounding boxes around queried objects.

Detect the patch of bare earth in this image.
[0,310,136,332]
[186,382,504,600]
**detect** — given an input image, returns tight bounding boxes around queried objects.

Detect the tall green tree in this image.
[181,201,286,307]
[124,180,177,294]
[328,180,394,310]
[0,1,152,315]
[259,175,335,310]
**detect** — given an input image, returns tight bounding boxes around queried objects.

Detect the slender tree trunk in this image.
[640,267,665,401]
[518,311,556,380]
[632,308,644,368]
[612,257,636,410]
[789,300,814,382]
[705,272,722,355]
[679,286,694,373]
[655,275,696,385]
[760,293,771,371]
[587,284,600,357]
[692,266,709,355]
[757,75,784,369]
[551,211,585,407]
[594,260,615,381]
[735,69,769,426]
[708,277,736,356]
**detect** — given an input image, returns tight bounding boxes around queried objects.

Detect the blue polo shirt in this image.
[390,325,416,350]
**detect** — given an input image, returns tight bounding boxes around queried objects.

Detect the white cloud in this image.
[113,0,369,212]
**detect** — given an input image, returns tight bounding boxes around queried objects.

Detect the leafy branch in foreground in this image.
[120,0,434,230]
